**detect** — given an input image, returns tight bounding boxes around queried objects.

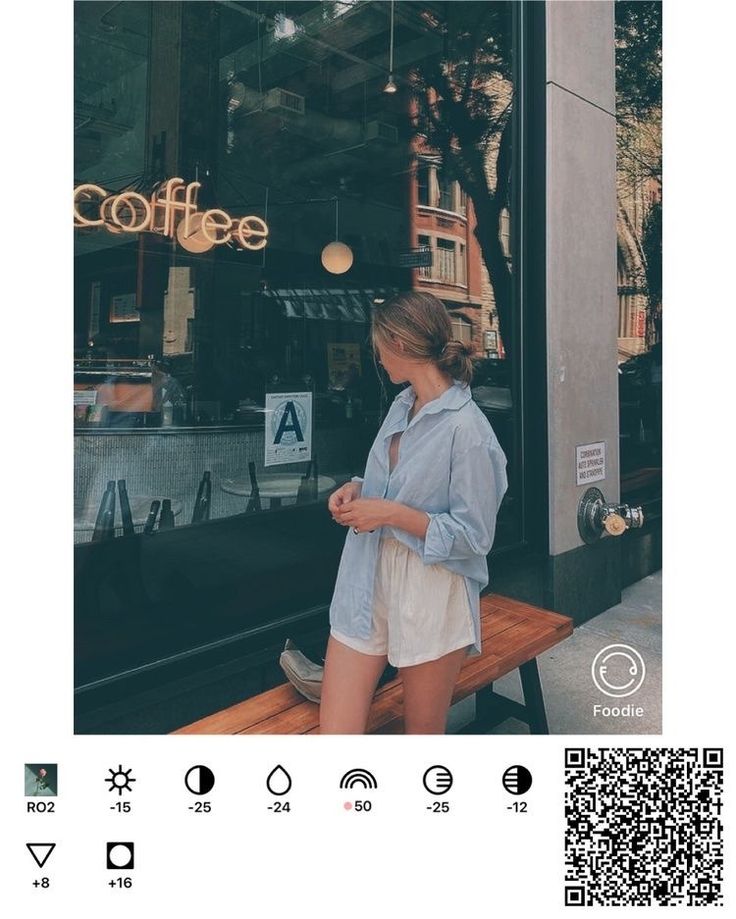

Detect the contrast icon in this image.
[422,765,453,795]
[105,765,136,796]
[591,644,646,697]
[266,765,292,796]
[184,765,215,795]
[26,843,56,869]
[106,842,135,870]
[502,765,533,795]
[339,768,378,790]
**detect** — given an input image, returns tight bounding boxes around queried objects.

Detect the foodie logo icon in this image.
[591,644,646,698]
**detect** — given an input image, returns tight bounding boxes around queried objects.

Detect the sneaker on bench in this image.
[279,638,398,702]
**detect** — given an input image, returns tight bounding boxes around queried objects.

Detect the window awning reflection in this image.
[261,288,396,322]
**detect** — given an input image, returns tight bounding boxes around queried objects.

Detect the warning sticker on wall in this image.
[576,441,606,485]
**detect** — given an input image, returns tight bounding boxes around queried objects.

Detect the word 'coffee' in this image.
[73,177,269,251]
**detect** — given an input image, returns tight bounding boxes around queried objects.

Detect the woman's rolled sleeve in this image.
[421,438,508,566]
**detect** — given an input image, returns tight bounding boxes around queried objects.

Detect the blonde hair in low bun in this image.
[371,291,474,387]
[436,337,474,385]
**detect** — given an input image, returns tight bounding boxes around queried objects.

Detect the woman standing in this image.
[321,291,508,734]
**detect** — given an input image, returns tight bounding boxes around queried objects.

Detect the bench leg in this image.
[519,659,549,734]
[475,682,501,725]
[465,660,550,734]
[473,683,524,731]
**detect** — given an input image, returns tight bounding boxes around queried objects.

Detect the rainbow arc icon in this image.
[339,768,378,790]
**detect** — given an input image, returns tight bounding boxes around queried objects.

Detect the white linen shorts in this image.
[330,536,476,668]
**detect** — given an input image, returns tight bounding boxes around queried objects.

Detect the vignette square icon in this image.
[107,842,135,870]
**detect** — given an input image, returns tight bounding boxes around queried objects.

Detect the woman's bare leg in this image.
[399,646,468,734]
[319,635,388,734]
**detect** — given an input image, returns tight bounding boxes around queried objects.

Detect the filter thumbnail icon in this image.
[24,764,58,797]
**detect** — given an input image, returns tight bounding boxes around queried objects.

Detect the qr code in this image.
[564,748,723,906]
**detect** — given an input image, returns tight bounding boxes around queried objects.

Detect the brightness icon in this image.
[105,765,136,795]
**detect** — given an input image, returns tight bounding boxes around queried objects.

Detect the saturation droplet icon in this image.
[266,764,292,796]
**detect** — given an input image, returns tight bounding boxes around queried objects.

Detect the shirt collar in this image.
[395,377,472,423]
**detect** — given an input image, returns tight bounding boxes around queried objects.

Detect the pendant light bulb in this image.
[177,213,215,253]
[321,241,353,274]
[382,0,397,95]
[321,196,353,274]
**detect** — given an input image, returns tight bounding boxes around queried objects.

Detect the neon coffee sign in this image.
[73,177,269,251]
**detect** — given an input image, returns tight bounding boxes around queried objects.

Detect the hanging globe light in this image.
[382,1,397,95]
[321,240,353,274]
[321,196,353,274]
[177,212,215,253]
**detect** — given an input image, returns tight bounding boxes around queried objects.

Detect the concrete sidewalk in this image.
[449,570,662,735]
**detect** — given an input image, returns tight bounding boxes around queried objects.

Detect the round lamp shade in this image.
[177,213,215,253]
[321,240,353,274]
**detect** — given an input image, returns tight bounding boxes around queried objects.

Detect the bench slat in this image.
[172,594,573,735]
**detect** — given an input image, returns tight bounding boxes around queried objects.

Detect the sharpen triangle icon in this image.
[27,843,55,868]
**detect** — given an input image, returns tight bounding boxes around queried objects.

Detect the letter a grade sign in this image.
[265,391,313,467]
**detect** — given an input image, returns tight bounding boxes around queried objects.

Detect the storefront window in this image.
[75,0,523,542]
[75,1,527,701]
[74,1,152,429]
[615,1,662,521]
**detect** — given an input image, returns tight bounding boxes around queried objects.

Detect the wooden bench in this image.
[172,594,573,735]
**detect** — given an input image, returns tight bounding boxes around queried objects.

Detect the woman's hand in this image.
[332,497,393,533]
[328,481,362,517]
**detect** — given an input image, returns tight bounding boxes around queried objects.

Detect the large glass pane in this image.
[615,1,662,522]
[74,0,522,546]
[74,1,524,700]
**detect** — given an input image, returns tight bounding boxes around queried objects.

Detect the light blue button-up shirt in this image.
[329,377,509,657]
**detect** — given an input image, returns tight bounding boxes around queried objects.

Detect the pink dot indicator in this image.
[344,802,353,810]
